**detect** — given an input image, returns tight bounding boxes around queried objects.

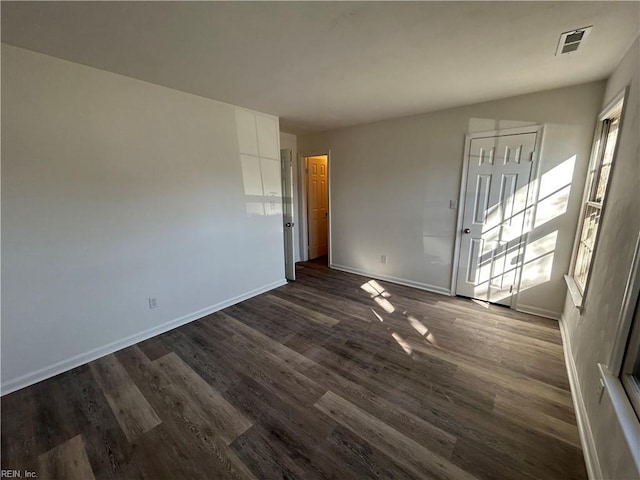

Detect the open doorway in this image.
[301,154,329,263]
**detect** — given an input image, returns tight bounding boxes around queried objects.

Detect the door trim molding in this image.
[450,125,545,307]
[298,151,332,264]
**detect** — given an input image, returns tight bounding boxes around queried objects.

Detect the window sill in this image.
[598,363,640,477]
[564,275,584,310]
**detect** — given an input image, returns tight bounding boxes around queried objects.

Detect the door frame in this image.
[298,151,332,264]
[450,125,545,309]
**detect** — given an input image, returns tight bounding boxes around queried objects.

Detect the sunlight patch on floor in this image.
[391,332,413,355]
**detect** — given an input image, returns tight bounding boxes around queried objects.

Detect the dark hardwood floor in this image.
[1,260,587,479]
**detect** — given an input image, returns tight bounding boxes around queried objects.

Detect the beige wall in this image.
[562,37,640,479]
[298,81,605,317]
[1,45,286,393]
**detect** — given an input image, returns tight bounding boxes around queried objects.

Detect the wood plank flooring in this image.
[1,259,587,479]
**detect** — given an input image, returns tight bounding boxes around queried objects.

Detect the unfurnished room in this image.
[1,2,639,479]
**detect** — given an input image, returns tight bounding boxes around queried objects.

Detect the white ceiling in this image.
[2,2,639,134]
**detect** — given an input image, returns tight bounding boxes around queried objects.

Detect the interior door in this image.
[307,155,328,259]
[281,149,295,281]
[456,131,538,306]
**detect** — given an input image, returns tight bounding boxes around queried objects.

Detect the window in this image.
[621,294,640,419]
[571,97,624,294]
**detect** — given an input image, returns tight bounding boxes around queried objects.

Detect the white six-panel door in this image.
[456,130,539,306]
[307,155,329,259]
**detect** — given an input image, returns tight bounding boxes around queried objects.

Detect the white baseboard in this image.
[516,304,562,320]
[559,315,602,480]
[0,279,287,396]
[330,263,452,296]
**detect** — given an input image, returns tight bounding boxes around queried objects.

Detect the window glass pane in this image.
[594,117,620,203]
[574,204,601,291]
[571,103,622,292]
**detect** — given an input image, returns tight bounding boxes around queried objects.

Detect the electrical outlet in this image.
[148,297,158,309]
[381,255,387,264]
[449,199,457,209]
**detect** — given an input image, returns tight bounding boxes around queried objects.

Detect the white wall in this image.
[561,38,640,479]
[298,81,605,317]
[279,132,301,262]
[1,44,285,393]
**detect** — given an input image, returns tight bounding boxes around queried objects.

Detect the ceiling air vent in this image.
[556,26,592,55]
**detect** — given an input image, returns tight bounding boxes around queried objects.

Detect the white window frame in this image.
[588,84,639,473]
[616,231,640,419]
[598,231,640,472]
[566,88,627,309]
[621,284,640,420]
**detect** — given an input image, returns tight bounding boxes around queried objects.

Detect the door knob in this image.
[463,228,471,234]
